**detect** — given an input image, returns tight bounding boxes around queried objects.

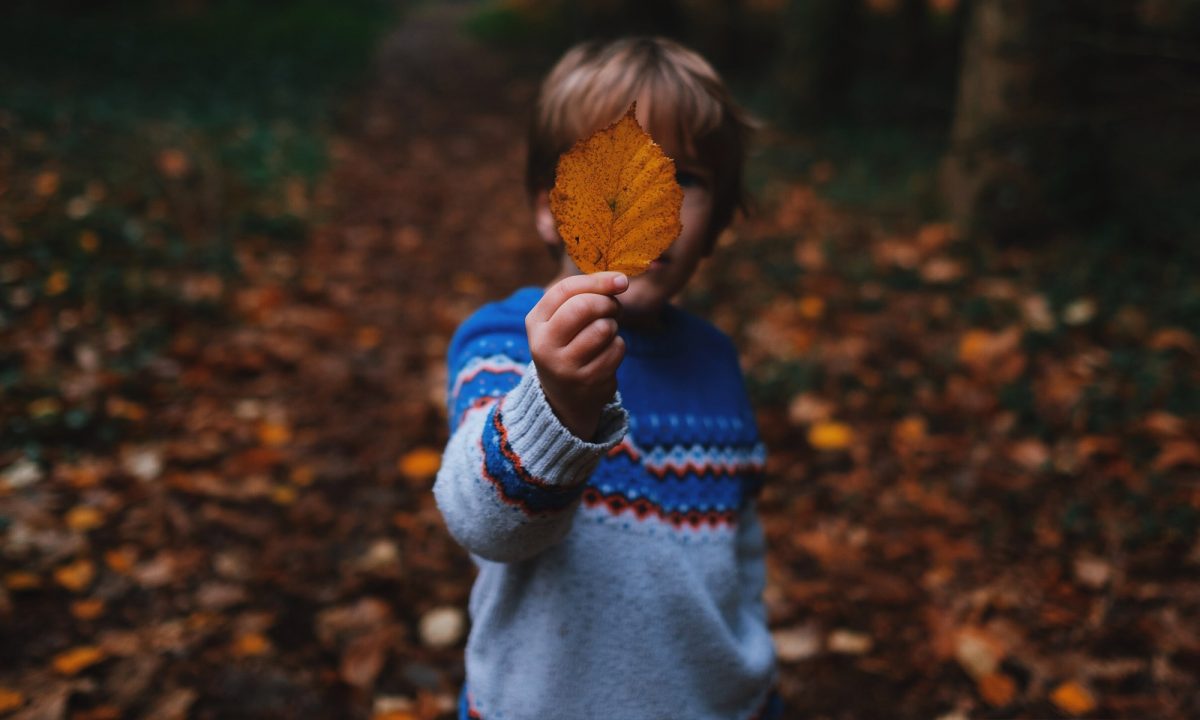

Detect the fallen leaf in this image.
[258,421,292,447]
[893,415,927,446]
[1149,327,1199,354]
[0,688,24,713]
[398,448,442,481]
[797,296,825,320]
[74,705,122,720]
[1050,681,1097,716]
[44,271,69,296]
[52,645,106,675]
[121,445,163,482]
[270,485,297,505]
[787,394,832,426]
[104,547,138,574]
[290,464,317,486]
[955,627,1005,679]
[316,597,393,648]
[921,257,965,284]
[1008,439,1049,471]
[231,632,271,657]
[1,457,43,489]
[34,171,60,197]
[827,629,872,654]
[71,599,105,620]
[1074,556,1112,589]
[1062,298,1096,326]
[1153,440,1200,472]
[550,103,682,276]
[418,607,465,649]
[808,421,854,451]
[79,229,101,252]
[772,624,821,662]
[356,326,382,350]
[65,505,105,532]
[53,559,95,592]
[157,149,190,179]
[4,571,42,590]
[977,672,1016,707]
[341,632,390,689]
[142,687,198,720]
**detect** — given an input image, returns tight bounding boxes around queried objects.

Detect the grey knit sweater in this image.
[434,287,778,720]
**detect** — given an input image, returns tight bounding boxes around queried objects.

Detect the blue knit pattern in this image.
[479,400,584,515]
[447,287,765,532]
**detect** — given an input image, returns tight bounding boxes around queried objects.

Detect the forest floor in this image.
[1,4,1198,720]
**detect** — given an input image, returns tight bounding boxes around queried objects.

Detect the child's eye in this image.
[675,170,706,188]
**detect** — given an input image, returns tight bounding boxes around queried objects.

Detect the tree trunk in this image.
[940,0,1040,241]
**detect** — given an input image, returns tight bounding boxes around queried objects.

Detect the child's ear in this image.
[534,191,561,248]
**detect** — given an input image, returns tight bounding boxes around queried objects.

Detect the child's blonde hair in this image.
[526,36,756,248]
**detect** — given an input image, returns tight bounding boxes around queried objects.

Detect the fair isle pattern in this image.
[580,432,766,532]
[479,398,583,516]
[618,436,767,479]
[450,354,525,428]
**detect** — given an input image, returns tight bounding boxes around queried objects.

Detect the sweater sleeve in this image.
[434,315,627,563]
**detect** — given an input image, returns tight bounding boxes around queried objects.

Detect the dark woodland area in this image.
[1,1,1197,718]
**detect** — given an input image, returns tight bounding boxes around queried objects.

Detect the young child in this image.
[435,36,781,720]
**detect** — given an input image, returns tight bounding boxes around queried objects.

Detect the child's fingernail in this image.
[613,273,628,291]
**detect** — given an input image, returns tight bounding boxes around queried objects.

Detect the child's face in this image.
[536,106,716,327]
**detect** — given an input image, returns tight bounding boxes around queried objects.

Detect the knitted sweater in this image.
[434,286,778,720]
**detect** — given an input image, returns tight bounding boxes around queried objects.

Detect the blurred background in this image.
[1,0,1197,718]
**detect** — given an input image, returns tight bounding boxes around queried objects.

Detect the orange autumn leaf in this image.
[290,464,316,486]
[71,598,106,620]
[270,484,297,505]
[104,547,137,574]
[550,103,682,277]
[232,632,271,657]
[1050,681,1097,716]
[398,447,442,481]
[54,559,95,592]
[4,571,42,590]
[51,645,106,675]
[356,326,382,350]
[893,415,928,446]
[798,295,825,320]
[79,229,101,252]
[65,505,105,531]
[0,687,25,713]
[34,171,60,197]
[157,148,190,179]
[977,672,1017,707]
[258,421,292,447]
[808,421,854,451]
[44,270,69,296]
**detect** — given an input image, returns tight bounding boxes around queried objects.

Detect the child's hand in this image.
[526,272,628,440]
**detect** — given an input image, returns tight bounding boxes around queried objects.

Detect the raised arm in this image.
[433,273,630,563]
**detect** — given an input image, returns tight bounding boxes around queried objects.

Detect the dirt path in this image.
[179,6,559,717]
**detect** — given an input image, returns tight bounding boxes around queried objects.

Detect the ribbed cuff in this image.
[500,362,628,488]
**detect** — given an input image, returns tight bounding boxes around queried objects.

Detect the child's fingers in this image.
[577,333,625,379]
[561,316,619,367]
[544,293,621,349]
[527,272,628,325]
